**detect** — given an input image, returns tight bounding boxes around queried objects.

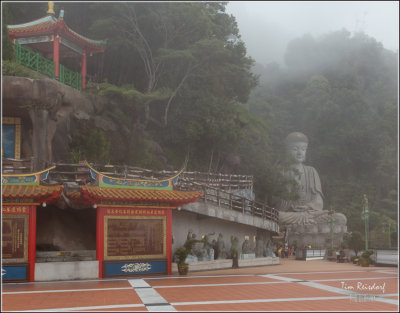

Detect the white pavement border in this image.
[129,279,177,312]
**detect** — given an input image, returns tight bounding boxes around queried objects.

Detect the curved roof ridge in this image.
[7,13,106,49]
[63,23,107,46]
[7,15,57,30]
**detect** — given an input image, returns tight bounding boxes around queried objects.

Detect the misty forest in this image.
[2,2,398,247]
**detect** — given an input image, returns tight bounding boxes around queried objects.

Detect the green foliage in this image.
[69,121,110,164]
[175,237,201,265]
[358,249,374,266]
[174,247,189,265]
[361,249,374,259]
[344,231,365,257]
[2,60,42,78]
[2,4,14,61]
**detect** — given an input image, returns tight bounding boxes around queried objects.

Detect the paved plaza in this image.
[2,258,398,312]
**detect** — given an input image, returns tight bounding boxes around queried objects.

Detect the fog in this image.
[226,1,399,66]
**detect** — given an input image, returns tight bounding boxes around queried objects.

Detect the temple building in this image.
[7,1,106,90]
[2,163,203,281]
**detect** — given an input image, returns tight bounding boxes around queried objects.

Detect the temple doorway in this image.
[35,205,97,262]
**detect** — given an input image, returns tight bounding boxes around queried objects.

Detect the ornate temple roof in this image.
[79,186,203,207]
[7,7,106,53]
[2,185,63,203]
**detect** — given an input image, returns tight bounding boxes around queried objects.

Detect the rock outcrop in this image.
[2,76,168,169]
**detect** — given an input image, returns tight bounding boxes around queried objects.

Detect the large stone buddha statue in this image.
[276,132,347,247]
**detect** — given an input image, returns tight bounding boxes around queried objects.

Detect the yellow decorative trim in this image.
[85,160,184,183]
[47,1,55,14]
[104,215,166,261]
[3,117,21,159]
[99,204,175,209]
[2,166,56,177]
[2,203,40,206]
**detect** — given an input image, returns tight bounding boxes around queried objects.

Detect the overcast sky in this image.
[226,1,399,66]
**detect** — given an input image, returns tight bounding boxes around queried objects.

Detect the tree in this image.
[87,2,257,129]
[345,231,365,257]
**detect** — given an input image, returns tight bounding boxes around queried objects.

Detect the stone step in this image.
[36,250,96,262]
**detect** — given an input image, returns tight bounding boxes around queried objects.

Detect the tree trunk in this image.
[29,109,49,171]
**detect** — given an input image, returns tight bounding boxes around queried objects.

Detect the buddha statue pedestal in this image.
[283,221,347,248]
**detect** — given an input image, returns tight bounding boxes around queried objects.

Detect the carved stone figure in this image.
[211,239,218,259]
[202,234,214,261]
[216,233,226,259]
[265,240,274,257]
[241,238,253,254]
[187,230,194,241]
[275,132,347,246]
[255,236,264,257]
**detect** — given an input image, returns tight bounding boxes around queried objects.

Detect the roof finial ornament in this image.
[47,1,55,15]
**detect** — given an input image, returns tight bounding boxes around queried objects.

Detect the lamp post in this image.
[361,194,369,250]
[383,222,395,248]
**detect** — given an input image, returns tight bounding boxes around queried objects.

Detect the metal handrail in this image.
[59,64,82,91]
[177,182,279,223]
[12,43,81,91]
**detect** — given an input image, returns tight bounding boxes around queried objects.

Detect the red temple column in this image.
[53,34,60,79]
[166,209,172,275]
[96,206,104,278]
[81,51,87,89]
[28,205,37,282]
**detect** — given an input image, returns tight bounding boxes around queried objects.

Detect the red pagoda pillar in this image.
[53,34,60,79]
[28,206,37,281]
[81,51,87,89]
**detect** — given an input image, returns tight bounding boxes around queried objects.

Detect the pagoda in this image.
[7,2,106,89]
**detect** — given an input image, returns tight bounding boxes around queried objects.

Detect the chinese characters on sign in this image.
[2,215,28,262]
[104,215,166,260]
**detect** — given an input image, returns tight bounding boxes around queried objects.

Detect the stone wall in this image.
[172,209,270,256]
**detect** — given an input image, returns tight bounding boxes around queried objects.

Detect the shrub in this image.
[174,247,189,265]
[2,60,41,78]
[358,249,374,266]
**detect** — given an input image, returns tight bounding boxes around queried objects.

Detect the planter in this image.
[232,254,239,268]
[359,258,370,267]
[178,263,189,275]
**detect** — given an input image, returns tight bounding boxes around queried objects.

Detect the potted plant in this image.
[358,249,373,267]
[174,247,189,275]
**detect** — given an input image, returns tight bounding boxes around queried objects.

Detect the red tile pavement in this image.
[175,298,398,311]
[1,259,398,312]
[2,289,142,312]
[148,275,279,286]
[2,279,131,292]
[156,282,338,303]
